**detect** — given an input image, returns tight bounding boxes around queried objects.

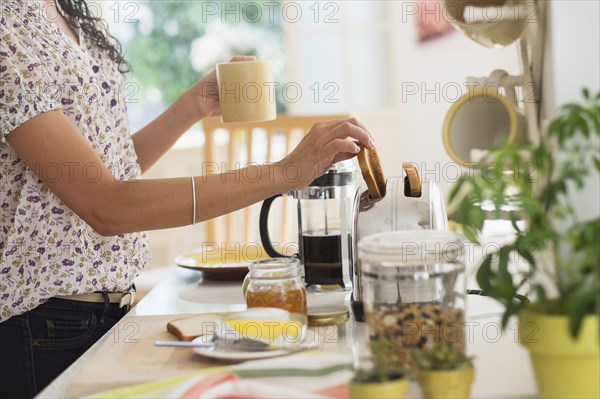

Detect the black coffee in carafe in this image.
[302,231,345,286]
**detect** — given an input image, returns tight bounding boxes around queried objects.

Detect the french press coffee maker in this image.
[259,160,357,291]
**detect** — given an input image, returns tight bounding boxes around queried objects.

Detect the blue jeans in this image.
[0,297,128,398]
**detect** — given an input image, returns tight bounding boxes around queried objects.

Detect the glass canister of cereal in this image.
[245,257,308,315]
[358,231,465,369]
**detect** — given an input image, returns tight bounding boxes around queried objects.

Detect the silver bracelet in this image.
[191,176,197,225]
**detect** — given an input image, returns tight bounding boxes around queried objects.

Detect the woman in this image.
[0,0,373,397]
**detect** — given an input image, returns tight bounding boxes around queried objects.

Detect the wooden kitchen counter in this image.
[37,267,537,398]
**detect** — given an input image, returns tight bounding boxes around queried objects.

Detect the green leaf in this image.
[496,247,516,299]
[535,285,548,312]
[583,88,590,100]
[500,307,513,328]
[577,114,591,137]
[516,240,537,267]
[449,176,466,202]
[411,343,473,370]
[510,216,523,234]
[476,256,493,293]
[462,224,480,244]
[568,276,595,338]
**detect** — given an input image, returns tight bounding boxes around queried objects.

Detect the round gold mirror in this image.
[442,88,523,166]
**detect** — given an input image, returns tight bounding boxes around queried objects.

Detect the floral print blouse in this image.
[0,1,150,321]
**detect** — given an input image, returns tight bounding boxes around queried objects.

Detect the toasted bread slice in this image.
[166,313,223,341]
[402,163,422,198]
[357,145,387,199]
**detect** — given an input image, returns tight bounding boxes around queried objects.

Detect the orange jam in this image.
[246,287,307,315]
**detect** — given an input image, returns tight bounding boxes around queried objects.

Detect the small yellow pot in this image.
[519,312,599,399]
[417,367,474,399]
[349,377,408,399]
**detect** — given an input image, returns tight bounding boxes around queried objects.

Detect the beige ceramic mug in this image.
[216,60,277,123]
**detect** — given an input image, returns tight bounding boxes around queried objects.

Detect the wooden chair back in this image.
[200,115,349,248]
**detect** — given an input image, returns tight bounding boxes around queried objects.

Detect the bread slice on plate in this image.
[357,145,387,199]
[167,313,223,341]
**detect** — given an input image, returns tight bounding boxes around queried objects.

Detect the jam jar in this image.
[245,258,307,315]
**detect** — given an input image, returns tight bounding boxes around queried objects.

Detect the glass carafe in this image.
[296,163,356,291]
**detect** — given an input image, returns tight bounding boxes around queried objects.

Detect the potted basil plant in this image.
[350,339,410,399]
[449,89,600,398]
[412,342,474,399]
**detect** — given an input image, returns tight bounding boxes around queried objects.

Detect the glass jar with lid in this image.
[245,258,307,315]
[358,230,465,368]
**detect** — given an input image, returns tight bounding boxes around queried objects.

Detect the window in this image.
[104,1,392,133]
[105,1,287,147]
[283,1,392,114]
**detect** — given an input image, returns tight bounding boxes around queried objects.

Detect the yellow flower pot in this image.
[519,312,600,399]
[416,367,474,399]
[349,377,408,399]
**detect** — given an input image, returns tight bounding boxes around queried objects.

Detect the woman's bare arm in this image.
[131,56,254,173]
[130,90,200,174]
[7,110,372,236]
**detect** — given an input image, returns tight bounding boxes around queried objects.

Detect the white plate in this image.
[191,336,291,361]
[174,252,251,281]
[191,325,317,362]
[174,248,273,281]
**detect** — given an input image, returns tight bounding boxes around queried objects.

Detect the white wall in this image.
[546,1,600,108]
[357,2,520,196]
[544,0,600,222]
[288,0,599,214]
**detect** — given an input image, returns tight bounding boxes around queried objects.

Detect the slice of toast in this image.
[166,313,223,341]
[357,145,387,199]
[402,162,422,198]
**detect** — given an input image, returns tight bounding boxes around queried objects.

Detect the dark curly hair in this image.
[56,0,131,73]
